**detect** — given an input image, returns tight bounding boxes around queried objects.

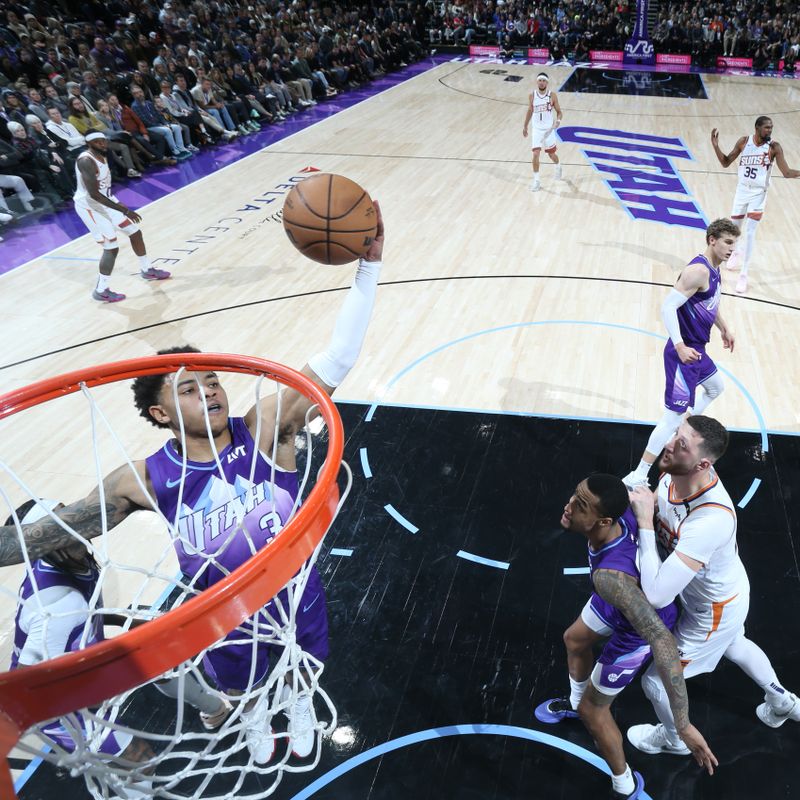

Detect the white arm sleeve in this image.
[308,258,381,387]
[661,289,690,346]
[638,528,697,608]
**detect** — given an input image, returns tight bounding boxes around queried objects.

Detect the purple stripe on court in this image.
[0,58,443,276]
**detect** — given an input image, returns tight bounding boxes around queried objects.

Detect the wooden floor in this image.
[2,59,800,796]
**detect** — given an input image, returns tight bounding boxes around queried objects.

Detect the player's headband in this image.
[86,131,107,142]
[537,73,549,81]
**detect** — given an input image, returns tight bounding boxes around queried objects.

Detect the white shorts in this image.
[731,184,768,219]
[531,127,557,152]
[674,593,749,679]
[75,203,139,248]
[580,598,612,636]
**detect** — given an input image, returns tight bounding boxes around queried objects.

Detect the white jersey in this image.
[73,151,116,211]
[530,89,554,130]
[656,470,750,616]
[737,135,772,190]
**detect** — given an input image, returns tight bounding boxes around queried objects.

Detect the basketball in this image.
[282,173,378,265]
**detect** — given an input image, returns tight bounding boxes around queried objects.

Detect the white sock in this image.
[611,764,635,796]
[569,676,588,710]
[138,254,151,273]
[96,273,110,292]
[555,164,562,178]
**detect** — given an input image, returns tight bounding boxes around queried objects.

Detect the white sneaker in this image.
[757,692,800,728]
[735,274,748,294]
[530,178,541,192]
[725,250,741,270]
[621,470,649,490]
[627,723,691,756]
[0,211,12,224]
[200,696,233,730]
[281,684,316,758]
[288,693,316,758]
[241,705,275,764]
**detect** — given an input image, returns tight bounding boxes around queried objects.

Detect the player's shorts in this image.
[203,566,329,692]
[663,341,717,413]
[674,592,749,679]
[531,127,557,152]
[40,712,132,755]
[730,184,767,219]
[582,594,679,696]
[74,202,139,248]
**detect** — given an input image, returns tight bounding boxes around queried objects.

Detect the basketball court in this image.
[1,56,798,799]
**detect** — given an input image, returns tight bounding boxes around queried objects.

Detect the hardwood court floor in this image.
[3,59,800,798]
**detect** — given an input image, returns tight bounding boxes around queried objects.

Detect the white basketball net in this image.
[0,365,351,799]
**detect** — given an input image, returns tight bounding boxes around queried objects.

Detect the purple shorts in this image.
[663,342,717,413]
[591,593,678,694]
[203,566,329,692]
[41,713,130,755]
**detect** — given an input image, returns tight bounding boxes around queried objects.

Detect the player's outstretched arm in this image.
[0,463,147,567]
[710,130,745,168]
[246,201,384,447]
[771,142,800,178]
[593,568,718,775]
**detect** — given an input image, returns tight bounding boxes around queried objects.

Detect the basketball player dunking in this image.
[522,72,563,192]
[711,116,800,294]
[74,131,170,303]
[0,203,384,764]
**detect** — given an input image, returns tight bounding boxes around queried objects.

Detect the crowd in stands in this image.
[429,0,800,69]
[0,0,428,239]
[3,0,799,239]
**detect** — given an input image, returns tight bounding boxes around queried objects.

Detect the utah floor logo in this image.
[557,127,708,230]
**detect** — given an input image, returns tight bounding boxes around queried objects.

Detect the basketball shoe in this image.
[735,274,748,293]
[530,176,541,192]
[92,287,126,303]
[534,697,579,724]
[200,696,233,731]
[756,692,800,728]
[141,267,171,281]
[241,702,276,764]
[281,684,316,758]
[626,723,690,755]
[612,770,645,800]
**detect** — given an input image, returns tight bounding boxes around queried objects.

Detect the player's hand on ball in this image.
[362,199,384,262]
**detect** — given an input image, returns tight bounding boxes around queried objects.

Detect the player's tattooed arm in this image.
[592,568,689,729]
[0,466,142,567]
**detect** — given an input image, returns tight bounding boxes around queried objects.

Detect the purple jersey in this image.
[146,417,298,589]
[11,560,103,670]
[588,507,677,659]
[676,254,721,347]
